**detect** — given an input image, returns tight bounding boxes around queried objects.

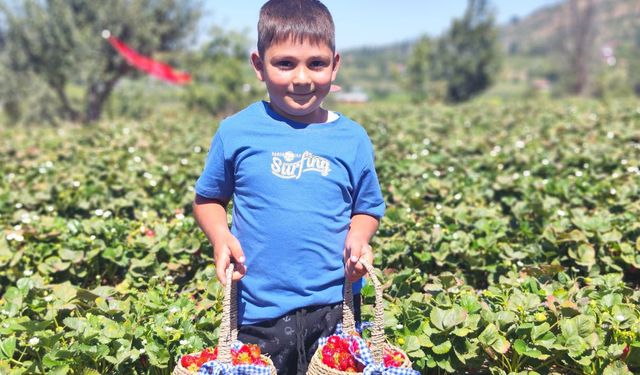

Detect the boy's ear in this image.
[331,53,341,82]
[250,51,265,81]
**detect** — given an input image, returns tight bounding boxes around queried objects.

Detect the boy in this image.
[193,0,385,373]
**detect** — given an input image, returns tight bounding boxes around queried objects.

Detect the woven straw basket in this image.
[306,260,412,374]
[172,264,277,375]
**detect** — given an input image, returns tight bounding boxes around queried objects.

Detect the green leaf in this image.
[51,282,77,303]
[601,230,622,243]
[602,360,632,375]
[432,340,452,354]
[0,337,16,360]
[102,320,125,339]
[429,306,466,331]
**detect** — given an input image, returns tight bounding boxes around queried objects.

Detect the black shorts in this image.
[237,296,361,375]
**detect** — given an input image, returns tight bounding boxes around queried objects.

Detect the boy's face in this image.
[251,38,340,124]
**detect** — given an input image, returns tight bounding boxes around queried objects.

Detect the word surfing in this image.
[271,150,331,179]
[320,335,406,372]
[180,344,269,372]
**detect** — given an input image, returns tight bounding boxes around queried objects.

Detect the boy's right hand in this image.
[214,232,247,284]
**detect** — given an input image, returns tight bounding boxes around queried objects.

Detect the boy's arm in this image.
[344,214,379,282]
[193,194,246,284]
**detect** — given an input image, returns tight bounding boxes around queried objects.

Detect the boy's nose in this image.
[292,67,311,85]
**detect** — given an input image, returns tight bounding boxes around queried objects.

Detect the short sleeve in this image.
[194,131,234,201]
[352,140,385,218]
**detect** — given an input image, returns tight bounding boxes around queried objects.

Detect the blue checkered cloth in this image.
[197,342,272,375]
[318,323,419,375]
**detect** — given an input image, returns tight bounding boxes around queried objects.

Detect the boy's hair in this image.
[257,0,335,56]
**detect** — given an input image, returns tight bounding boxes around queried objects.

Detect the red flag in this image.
[104,30,191,84]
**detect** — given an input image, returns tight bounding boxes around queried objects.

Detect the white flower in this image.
[28,337,39,345]
[435,204,442,211]
[103,210,112,218]
[14,234,24,242]
[433,224,441,229]
[123,128,130,135]
[169,188,176,194]
[149,180,157,187]
[134,156,142,163]
[610,188,617,195]
[621,159,628,165]
[94,209,104,217]
[164,326,174,332]
[175,213,185,220]
[512,173,520,180]
[90,235,96,241]
[143,172,153,179]
[44,295,53,302]
[421,173,429,179]
[46,205,54,212]
[165,276,174,282]
[447,166,455,173]
[162,165,169,172]
[454,193,462,200]
[15,203,23,209]
[7,173,16,180]
[396,324,404,329]
[6,233,16,241]
[169,307,179,314]
[21,214,31,224]
[180,158,188,165]
[180,339,188,345]
[557,209,566,217]
[38,167,47,174]
[193,146,202,153]
[72,181,80,188]
[13,224,21,231]
[616,314,625,322]
[24,269,33,276]
[128,147,135,153]
[420,149,429,156]
[142,339,147,345]
[497,163,504,170]
[433,170,441,177]
[523,170,531,177]
[422,138,430,145]
[515,140,525,149]
[187,186,195,192]
[542,159,549,166]
[575,170,583,177]
[139,348,146,354]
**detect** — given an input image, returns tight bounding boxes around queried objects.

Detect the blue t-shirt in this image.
[195,101,385,325]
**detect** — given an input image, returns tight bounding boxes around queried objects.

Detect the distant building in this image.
[333,91,369,103]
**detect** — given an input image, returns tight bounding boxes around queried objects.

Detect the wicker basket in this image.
[307,260,412,374]
[173,264,277,375]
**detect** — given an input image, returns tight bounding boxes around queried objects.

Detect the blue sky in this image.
[202,1,561,50]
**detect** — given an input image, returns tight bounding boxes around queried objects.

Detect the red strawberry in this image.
[181,354,197,368]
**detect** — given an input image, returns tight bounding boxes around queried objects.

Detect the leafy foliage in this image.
[1,99,639,374]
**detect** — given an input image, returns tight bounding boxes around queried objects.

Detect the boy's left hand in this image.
[344,238,373,282]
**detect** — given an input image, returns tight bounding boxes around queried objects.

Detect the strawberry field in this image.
[0,100,639,374]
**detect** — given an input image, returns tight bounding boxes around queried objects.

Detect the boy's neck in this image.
[267,101,335,124]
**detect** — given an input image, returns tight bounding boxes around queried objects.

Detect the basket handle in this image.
[343,259,385,363]
[217,263,238,364]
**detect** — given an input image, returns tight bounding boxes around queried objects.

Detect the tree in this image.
[405,36,430,103]
[432,0,501,102]
[0,0,200,124]
[182,26,263,116]
[557,0,597,95]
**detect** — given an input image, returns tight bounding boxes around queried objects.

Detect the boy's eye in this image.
[275,61,294,68]
[310,60,328,69]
